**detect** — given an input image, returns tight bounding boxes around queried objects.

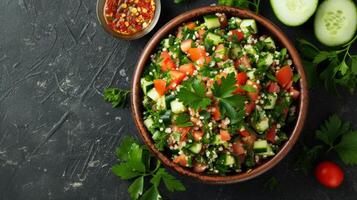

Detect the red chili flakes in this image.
[104,0,156,35]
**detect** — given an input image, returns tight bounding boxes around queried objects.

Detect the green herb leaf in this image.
[155,168,186,192]
[313,51,336,65]
[240,84,257,92]
[177,79,212,110]
[335,131,357,165]
[104,88,130,108]
[351,55,357,75]
[112,163,142,180]
[116,137,137,161]
[316,115,351,147]
[296,39,320,60]
[174,113,194,127]
[213,73,246,120]
[128,176,144,200]
[294,145,324,175]
[218,0,261,13]
[140,186,161,200]
[302,60,317,88]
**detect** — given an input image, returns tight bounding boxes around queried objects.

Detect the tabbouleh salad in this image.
[140,13,300,175]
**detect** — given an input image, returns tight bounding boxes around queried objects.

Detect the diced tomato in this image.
[173,154,188,167]
[220,130,231,141]
[188,48,206,62]
[193,162,207,173]
[282,108,289,118]
[160,51,176,72]
[172,126,191,142]
[266,124,277,143]
[153,79,166,96]
[192,130,204,141]
[211,106,221,121]
[186,22,196,30]
[267,82,281,93]
[234,55,251,68]
[198,29,206,39]
[276,65,293,89]
[290,87,300,99]
[232,140,246,156]
[180,39,193,53]
[245,102,256,115]
[236,72,248,85]
[170,70,186,84]
[197,56,211,67]
[179,63,195,76]
[239,130,251,137]
[214,44,228,60]
[242,134,257,148]
[229,30,244,42]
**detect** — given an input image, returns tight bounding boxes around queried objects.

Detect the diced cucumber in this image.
[206,32,223,45]
[270,0,318,26]
[165,94,176,108]
[244,45,257,55]
[257,145,275,157]
[172,132,181,143]
[212,134,224,145]
[144,117,154,129]
[189,143,203,154]
[156,96,166,110]
[247,70,255,80]
[230,44,242,60]
[314,0,357,46]
[141,78,153,95]
[147,88,160,102]
[264,37,276,50]
[264,93,278,109]
[170,99,186,114]
[240,19,258,34]
[261,53,274,67]
[255,117,270,133]
[253,140,268,153]
[204,15,221,29]
[224,154,235,166]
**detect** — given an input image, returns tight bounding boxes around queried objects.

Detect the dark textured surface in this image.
[0,0,356,199]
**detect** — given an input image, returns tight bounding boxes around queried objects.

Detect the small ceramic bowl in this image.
[96,0,161,40]
[131,6,309,184]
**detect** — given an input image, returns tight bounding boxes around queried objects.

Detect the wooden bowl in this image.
[131,6,308,184]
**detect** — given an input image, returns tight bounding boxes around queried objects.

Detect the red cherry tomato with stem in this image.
[315,161,344,189]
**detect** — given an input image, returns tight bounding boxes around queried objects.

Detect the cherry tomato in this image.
[266,124,277,143]
[315,161,344,189]
[236,72,248,85]
[229,30,244,42]
[276,65,293,89]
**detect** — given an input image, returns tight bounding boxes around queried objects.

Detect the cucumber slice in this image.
[147,88,160,102]
[314,0,357,46]
[264,37,276,50]
[270,0,318,26]
[156,96,166,110]
[189,143,202,154]
[170,99,186,114]
[263,93,278,109]
[253,140,268,153]
[240,19,258,34]
[206,32,223,45]
[141,78,153,95]
[224,154,235,166]
[204,15,221,29]
[144,118,154,129]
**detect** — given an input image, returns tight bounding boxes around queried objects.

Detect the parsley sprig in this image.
[218,0,261,14]
[104,88,130,108]
[295,115,357,174]
[177,79,212,110]
[112,137,186,200]
[297,35,357,93]
[212,73,246,121]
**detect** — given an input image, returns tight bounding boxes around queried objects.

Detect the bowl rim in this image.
[96,0,161,40]
[131,6,309,184]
